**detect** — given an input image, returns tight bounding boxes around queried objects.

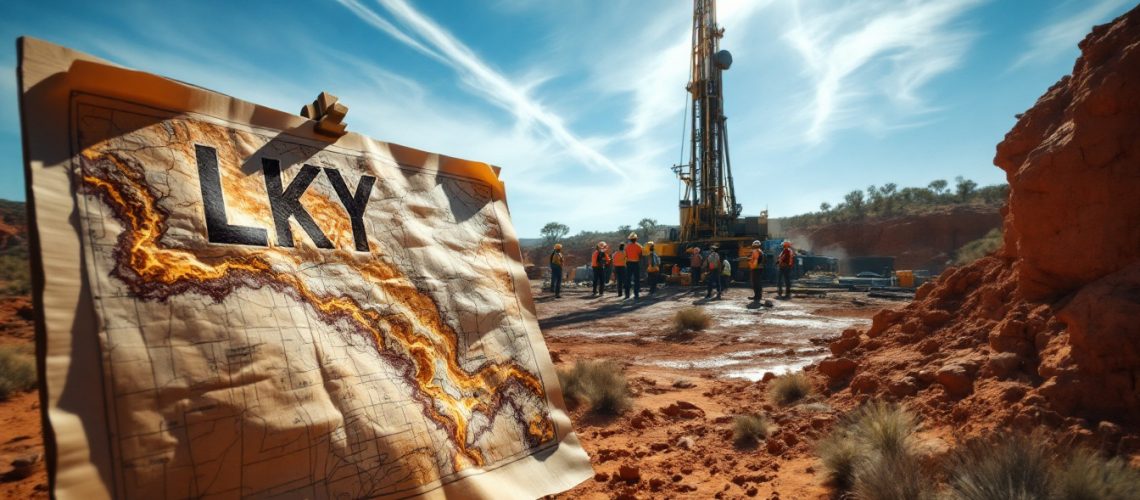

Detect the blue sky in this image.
[2,0,1135,237]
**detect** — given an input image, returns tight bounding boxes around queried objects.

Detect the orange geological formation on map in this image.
[77,118,553,471]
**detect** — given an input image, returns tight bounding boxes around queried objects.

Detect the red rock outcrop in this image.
[813,4,1140,443]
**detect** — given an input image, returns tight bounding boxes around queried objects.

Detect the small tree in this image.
[866,185,883,215]
[928,179,948,197]
[844,190,866,218]
[820,202,831,212]
[881,183,898,215]
[955,176,978,201]
[617,224,632,235]
[637,218,658,240]
[540,222,569,246]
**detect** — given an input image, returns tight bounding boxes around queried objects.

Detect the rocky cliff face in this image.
[814,4,1140,443]
[788,206,1002,272]
[994,12,1140,301]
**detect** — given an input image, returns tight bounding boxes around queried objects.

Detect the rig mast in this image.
[673,0,741,241]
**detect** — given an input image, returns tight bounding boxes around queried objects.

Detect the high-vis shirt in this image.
[778,248,796,269]
[593,250,609,268]
[749,249,763,270]
[625,242,643,262]
[550,251,563,266]
[613,251,627,267]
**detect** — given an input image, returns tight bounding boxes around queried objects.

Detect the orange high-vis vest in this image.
[749,249,762,270]
[593,250,609,267]
[625,242,643,262]
[778,248,796,268]
[613,251,627,266]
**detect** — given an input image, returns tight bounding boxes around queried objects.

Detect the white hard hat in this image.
[752,240,762,247]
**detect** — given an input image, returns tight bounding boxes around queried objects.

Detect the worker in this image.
[720,255,732,294]
[646,242,661,295]
[549,243,564,298]
[704,244,722,300]
[748,240,764,302]
[625,232,643,299]
[689,247,703,289]
[777,240,796,299]
[613,243,628,298]
[591,242,609,296]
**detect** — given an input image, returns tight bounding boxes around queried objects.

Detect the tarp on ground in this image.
[17,37,591,499]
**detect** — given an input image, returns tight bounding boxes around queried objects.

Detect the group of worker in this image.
[583,232,662,299]
[548,237,799,302]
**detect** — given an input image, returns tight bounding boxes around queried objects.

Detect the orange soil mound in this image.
[813,4,1140,455]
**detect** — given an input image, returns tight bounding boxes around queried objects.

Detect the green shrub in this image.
[946,434,1052,500]
[768,372,812,406]
[557,359,631,415]
[953,228,1003,265]
[0,344,36,400]
[0,255,30,296]
[1052,448,1140,500]
[732,413,773,447]
[672,307,711,334]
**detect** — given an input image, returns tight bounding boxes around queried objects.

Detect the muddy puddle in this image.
[638,300,871,382]
[539,286,882,383]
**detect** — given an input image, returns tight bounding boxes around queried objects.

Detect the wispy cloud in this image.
[339,0,624,178]
[783,0,985,144]
[1013,0,1132,69]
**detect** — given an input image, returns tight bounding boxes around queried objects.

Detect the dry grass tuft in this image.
[768,372,812,406]
[817,401,922,493]
[854,451,934,500]
[0,344,36,401]
[817,429,862,489]
[847,401,920,457]
[1052,448,1140,500]
[671,307,711,334]
[946,433,1052,500]
[732,413,774,447]
[557,359,631,415]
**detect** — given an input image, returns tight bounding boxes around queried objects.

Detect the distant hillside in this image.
[786,205,1002,272]
[0,200,28,296]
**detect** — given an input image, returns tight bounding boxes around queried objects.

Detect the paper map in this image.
[19,38,590,499]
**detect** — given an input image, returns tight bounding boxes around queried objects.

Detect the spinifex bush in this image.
[848,401,920,457]
[853,450,934,500]
[672,307,711,334]
[946,433,1053,500]
[557,359,631,415]
[817,401,922,492]
[1052,448,1140,500]
[768,372,812,406]
[732,413,773,447]
[0,344,36,401]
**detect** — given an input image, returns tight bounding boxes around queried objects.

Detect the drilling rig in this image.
[657,0,769,279]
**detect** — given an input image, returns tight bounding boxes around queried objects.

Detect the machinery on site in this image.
[656,0,769,281]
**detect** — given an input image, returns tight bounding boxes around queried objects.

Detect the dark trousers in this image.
[627,262,641,297]
[720,274,728,292]
[648,272,660,294]
[691,267,702,288]
[592,267,605,294]
[778,268,793,297]
[706,269,721,298]
[550,264,562,296]
[614,266,627,296]
[750,268,763,300]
